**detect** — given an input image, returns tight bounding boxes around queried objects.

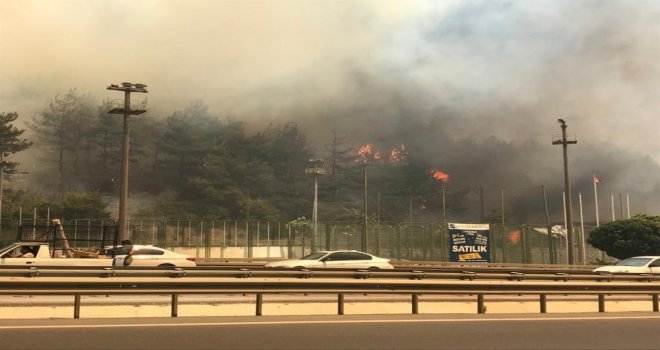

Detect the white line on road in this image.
[1,315,659,330]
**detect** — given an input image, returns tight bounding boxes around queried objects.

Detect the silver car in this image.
[265,250,394,270]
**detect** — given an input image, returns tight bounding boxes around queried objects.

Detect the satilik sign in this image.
[448,223,491,262]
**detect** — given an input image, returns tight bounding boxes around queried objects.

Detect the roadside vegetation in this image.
[587,214,660,259]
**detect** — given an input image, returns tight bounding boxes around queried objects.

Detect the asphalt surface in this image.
[0,313,658,350]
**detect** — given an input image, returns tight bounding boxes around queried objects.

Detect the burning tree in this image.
[388,144,406,165]
[355,143,407,165]
[355,144,381,164]
[430,168,450,222]
[430,169,450,182]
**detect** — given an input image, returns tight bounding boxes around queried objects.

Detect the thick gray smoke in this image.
[1,0,660,220]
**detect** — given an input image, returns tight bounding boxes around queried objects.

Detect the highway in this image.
[0,313,658,350]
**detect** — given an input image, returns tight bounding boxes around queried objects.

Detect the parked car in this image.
[592,256,660,274]
[104,245,196,268]
[264,250,394,270]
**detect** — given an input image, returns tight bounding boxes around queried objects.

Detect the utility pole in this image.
[552,119,577,264]
[362,166,368,252]
[305,159,325,253]
[107,82,148,241]
[0,153,4,231]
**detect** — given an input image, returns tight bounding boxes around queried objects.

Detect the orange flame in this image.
[508,230,521,245]
[430,169,450,182]
[356,144,381,164]
[388,144,406,164]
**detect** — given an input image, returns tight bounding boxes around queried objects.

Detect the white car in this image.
[106,245,197,268]
[593,256,660,274]
[264,250,394,270]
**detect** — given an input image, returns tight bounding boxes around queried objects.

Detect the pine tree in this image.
[0,112,32,176]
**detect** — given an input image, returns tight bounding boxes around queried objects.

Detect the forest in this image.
[2,89,660,225]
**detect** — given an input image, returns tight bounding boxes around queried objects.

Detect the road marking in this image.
[0,315,659,330]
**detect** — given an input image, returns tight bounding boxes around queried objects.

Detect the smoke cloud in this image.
[1,0,660,219]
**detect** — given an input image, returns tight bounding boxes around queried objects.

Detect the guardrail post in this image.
[171,294,178,317]
[653,294,659,312]
[477,294,485,314]
[598,294,605,313]
[338,294,344,315]
[412,294,419,314]
[540,294,547,313]
[256,293,263,316]
[73,295,81,319]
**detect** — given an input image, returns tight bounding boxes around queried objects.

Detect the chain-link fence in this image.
[0,218,607,264]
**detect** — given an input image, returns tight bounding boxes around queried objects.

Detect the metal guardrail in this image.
[1,266,659,319]
[0,266,656,282]
[196,258,601,274]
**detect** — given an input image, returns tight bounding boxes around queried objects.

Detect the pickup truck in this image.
[0,242,123,266]
[0,220,195,268]
[0,219,130,267]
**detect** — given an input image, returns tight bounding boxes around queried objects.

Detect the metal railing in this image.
[1,267,658,319]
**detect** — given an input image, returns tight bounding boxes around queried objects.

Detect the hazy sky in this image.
[0,0,437,113]
[1,0,660,163]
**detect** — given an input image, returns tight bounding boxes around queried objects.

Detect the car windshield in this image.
[615,257,653,267]
[0,244,19,257]
[301,252,328,260]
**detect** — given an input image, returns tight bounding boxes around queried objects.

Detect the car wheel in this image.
[158,264,175,269]
[368,266,380,271]
[295,266,305,270]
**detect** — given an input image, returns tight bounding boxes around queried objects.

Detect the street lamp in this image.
[106,82,148,241]
[305,159,325,252]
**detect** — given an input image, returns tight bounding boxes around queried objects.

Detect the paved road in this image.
[0,313,658,350]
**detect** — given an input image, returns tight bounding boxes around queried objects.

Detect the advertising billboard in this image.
[448,223,491,262]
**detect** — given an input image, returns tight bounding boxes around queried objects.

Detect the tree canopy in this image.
[0,112,32,176]
[16,88,660,225]
[587,214,660,259]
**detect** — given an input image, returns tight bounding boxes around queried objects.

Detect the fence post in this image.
[477,294,485,314]
[256,293,263,316]
[429,224,435,261]
[500,224,507,264]
[521,225,529,264]
[438,223,447,261]
[74,295,81,319]
[325,222,331,251]
[412,294,419,314]
[653,294,658,312]
[539,294,547,313]
[245,221,250,254]
[408,225,412,260]
[338,294,344,315]
[396,224,401,260]
[171,294,178,317]
[598,294,605,313]
[287,224,293,258]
